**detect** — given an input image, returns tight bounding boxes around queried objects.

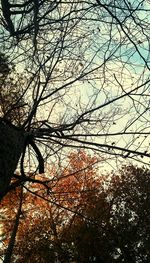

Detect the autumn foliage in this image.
[0,152,150,262]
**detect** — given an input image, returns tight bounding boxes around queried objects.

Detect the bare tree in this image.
[0,0,150,198]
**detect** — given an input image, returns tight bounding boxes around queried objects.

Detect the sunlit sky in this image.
[1,0,150,170]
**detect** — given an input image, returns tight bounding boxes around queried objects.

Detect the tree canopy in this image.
[0,1,150,262]
[0,1,150,182]
[0,152,150,262]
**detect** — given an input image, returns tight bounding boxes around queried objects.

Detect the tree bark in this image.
[0,119,24,199]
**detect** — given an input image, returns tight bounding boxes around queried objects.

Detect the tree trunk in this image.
[0,119,24,199]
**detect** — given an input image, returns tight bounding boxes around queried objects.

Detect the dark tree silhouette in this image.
[0,0,150,199]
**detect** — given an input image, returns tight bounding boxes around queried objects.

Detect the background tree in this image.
[0,153,150,262]
[0,53,28,125]
[0,151,100,262]
[61,165,150,263]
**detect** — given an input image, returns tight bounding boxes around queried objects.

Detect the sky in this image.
[0,0,150,169]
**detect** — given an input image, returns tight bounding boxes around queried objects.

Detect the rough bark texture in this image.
[0,120,24,199]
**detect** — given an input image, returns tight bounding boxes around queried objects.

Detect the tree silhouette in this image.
[0,0,150,198]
